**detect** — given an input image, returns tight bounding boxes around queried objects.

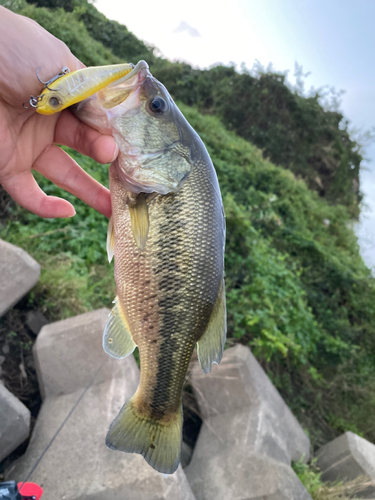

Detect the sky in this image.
[95,0,375,266]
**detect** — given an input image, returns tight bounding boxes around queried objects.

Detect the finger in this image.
[34,145,112,218]
[54,110,119,165]
[1,171,76,218]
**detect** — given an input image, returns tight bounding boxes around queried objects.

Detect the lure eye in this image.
[49,96,61,109]
[149,96,167,115]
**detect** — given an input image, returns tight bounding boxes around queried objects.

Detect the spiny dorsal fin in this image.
[107,216,115,263]
[103,297,136,359]
[128,194,149,250]
[197,279,227,373]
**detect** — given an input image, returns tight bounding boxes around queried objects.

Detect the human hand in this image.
[0,6,116,218]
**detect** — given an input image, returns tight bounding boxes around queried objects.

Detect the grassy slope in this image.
[1,0,375,451]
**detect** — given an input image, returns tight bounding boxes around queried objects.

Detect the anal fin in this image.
[197,279,227,373]
[103,297,136,359]
[128,193,149,250]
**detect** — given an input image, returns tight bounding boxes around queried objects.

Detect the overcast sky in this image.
[95,0,375,266]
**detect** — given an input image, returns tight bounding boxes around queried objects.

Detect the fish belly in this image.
[105,161,225,473]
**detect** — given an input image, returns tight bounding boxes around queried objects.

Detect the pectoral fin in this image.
[129,194,149,250]
[106,216,115,263]
[103,297,136,359]
[197,280,227,374]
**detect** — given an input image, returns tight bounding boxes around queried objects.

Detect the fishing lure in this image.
[24,63,135,114]
[23,66,70,109]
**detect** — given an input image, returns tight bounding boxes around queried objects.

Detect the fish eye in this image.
[149,96,167,115]
[49,96,61,109]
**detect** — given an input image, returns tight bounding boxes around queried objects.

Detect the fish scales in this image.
[69,60,226,473]
[110,158,224,421]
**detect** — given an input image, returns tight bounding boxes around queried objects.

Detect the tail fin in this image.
[106,396,182,474]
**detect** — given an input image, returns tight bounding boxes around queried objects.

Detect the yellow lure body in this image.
[36,63,134,115]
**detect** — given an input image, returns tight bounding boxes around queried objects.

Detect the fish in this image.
[72,60,226,474]
[36,63,134,115]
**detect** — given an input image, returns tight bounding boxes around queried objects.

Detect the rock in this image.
[26,311,48,335]
[181,441,193,469]
[316,432,375,498]
[8,307,195,498]
[0,355,5,377]
[184,345,312,499]
[34,309,129,399]
[185,447,312,500]
[0,239,40,317]
[6,361,195,500]
[189,344,310,464]
[0,383,31,462]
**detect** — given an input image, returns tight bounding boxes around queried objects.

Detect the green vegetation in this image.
[27,0,155,63]
[292,460,370,499]
[6,0,362,215]
[152,62,362,217]
[1,0,375,458]
[1,147,115,319]
[1,0,119,65]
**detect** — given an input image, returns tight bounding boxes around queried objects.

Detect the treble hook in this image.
[22,66,71,110]
[36,65,70,91]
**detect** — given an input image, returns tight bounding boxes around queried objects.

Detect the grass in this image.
[293,460,375,499]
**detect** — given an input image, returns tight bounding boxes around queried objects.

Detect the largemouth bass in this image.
[73,60,226,474]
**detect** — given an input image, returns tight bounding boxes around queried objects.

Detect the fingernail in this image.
[68,207,76,218]
[110,143,119,163]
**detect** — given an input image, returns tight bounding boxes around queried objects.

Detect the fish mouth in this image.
[113,60,149,84]
[71,60,151,132]
[95,61,150,111]
[103,61,150,93]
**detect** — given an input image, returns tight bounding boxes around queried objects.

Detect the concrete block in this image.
[191,406,296,465]
[190,344,310,463]
[34,309,130,399]
[0,383,31,462]
[181,441,193,469]
[6,363,195,500]
[0,239,40,317]
[316,432,375,497]
[185,440,312,500]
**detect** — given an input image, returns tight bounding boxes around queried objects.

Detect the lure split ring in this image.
[23,95,43,109]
